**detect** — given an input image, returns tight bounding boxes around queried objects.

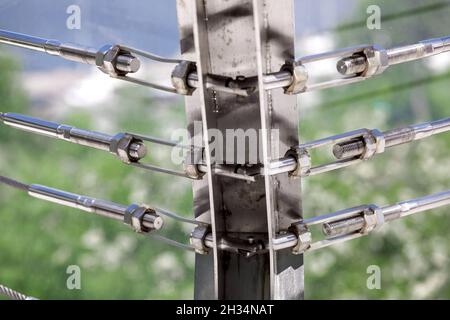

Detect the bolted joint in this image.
[184,164,205,180]
[333,129,385,160]
[360,205,384,235]
[281,61,308,95]
[284,147,312,177]
[171,60,197,95]
[183,147,205,179]
[289,222,312,255]
[96,45,141,77]
[124,204,163,233]
[190,225,210,255]
[110,133,148,164]
[361,129,385,160]
[362,45,389,77]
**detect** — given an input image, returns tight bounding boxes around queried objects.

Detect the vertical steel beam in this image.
[175,0,303,299]
[252,0,304,299]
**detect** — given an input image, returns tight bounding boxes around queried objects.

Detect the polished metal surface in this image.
[336,36,450,75]
[273,190,450,254]
[176,0,303,299]
[0,29,138,72]
[323,191,450,238]
[263,117,450,178]
[0,112,215,179]
[252,0,304,299]
[261,35,450,94]
[333,118,450,159]
[1,1,448,302]
[176,0,218,299]
[1,112,145,160]
[28,184,163,231]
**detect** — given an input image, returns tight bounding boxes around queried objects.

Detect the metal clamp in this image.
[172,63,258,97]
[106,45,185,94]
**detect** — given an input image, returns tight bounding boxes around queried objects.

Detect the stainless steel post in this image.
[176,0,303,299]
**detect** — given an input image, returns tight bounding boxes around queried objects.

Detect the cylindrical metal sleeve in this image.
[62,127,113,151]
[1,113,61,138]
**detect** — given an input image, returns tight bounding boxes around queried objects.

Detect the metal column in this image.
[176,0,303,299]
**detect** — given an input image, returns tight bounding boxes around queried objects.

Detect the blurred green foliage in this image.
[1,0,450,300]
[303,0,450,299]
[0,53,195,299]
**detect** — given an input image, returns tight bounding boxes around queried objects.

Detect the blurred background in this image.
[0,0,449,299]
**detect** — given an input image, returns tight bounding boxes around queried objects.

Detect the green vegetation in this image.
[0,54,195,299]
[303,0,450,299]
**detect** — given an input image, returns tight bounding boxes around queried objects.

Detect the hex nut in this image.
[290,223,312,255]
[361,129,385,160]
[183,147,205,179]
[284,147,312,177]
[190,225,210,255]
[96,44,130,77]
[281,61,309,95]
[363,45,389,77]
[361,205,384,234]
[171,60,197,95]
[110,133,135,163]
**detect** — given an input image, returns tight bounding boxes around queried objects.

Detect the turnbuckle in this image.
[273,190,450,255]
[265,35,450,94]
[271,205,386,255]
[275,117,450,178]
[286,128,385,177]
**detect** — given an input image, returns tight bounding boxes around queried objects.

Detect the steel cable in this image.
[0,284,36,300]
